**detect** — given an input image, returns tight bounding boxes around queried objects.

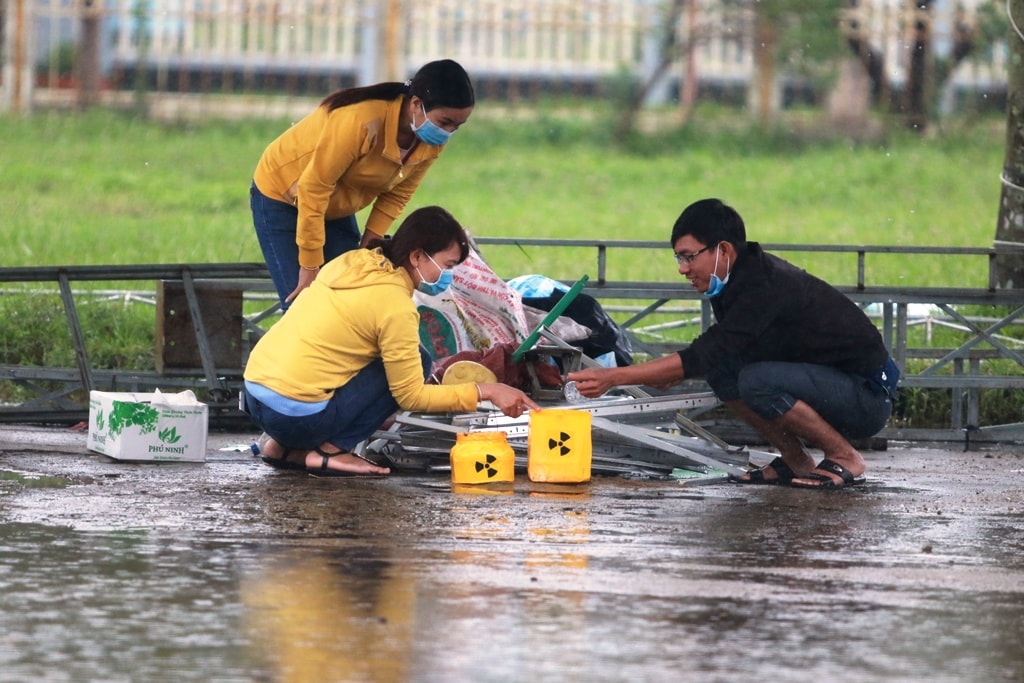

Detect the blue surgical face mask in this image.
[703,246,731,299]
[411,104,453,146]
[416,253,454,295]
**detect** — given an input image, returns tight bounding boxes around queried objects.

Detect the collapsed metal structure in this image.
[1,239,1023,468]
[379,392,753,480]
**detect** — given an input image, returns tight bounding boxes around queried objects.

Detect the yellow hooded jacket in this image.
[244,248,478,413]
[252,96,442,269]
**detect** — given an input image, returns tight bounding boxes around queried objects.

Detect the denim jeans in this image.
[245,348,432,452]
[250,182,360,310]
[706,358,892,440]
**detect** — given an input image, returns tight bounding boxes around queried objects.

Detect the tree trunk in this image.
[901,0,933,132]
[827,58,873,137]
[749,10,778,124]
[994,1,1024,289]
[679,0,698,122]
[613,0,687,143]
[76,1,102,110]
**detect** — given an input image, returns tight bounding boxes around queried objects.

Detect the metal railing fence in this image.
[1,239,1022,442]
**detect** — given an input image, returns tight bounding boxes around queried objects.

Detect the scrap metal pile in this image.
[360,345,763,482]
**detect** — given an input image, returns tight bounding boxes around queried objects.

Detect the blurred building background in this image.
[0,0,1010,121]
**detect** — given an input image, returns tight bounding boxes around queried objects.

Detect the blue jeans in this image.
[245,348,432,452]
[706,358,892,440]
[250,182,360,310]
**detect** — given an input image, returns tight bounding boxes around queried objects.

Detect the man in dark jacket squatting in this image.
[567,198,899,489]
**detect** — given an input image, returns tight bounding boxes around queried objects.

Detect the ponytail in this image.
[320,59,473,114]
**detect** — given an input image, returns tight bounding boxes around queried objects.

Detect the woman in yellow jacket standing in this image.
[243,206,540,477]
[251,59,475,310]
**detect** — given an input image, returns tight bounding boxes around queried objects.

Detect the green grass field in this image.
[0,105,1017,425]
[0,106,1007,289]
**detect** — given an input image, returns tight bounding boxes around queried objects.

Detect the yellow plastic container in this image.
[527,409,592,483]
[450,431,515,485]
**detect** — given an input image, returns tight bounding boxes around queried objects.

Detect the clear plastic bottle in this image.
[562,380,584,403]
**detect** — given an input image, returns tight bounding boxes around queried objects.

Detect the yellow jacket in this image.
[244,248,478,413]
[253,96,442,268]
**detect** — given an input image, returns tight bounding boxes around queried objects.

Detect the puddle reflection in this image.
[0,457,1023,683]
[241,549,414,683]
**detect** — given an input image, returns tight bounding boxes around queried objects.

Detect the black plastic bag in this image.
[522,290,633,366]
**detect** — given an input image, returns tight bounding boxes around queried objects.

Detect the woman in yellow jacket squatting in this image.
[243,206,541,477]
[250,59,475,310]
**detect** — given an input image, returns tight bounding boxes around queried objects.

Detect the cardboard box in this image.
[86,390,209,462]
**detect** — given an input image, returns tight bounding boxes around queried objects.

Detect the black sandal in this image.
[731,456,796,485]
[260,453,306,471]
[252,433,305,471]
[790,459,865,490]
[307,447,389,478]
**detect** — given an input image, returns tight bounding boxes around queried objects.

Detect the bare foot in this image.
[256,432,286,458]
[305,448,391,476]
[255,434,306,470]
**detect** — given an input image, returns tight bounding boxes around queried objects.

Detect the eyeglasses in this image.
[673,246,710,265]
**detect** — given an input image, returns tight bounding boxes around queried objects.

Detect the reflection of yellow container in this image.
[450,432,515,485]
[527,409,592,483]
[452,482,514,496]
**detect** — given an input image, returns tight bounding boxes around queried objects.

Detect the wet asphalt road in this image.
[1,424,1023,683]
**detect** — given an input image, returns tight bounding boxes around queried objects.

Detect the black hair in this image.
[321,59,474,113]
[369,206,470,267]
[670,198,747,251]
[410,59,475,111]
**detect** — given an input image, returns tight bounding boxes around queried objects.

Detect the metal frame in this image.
[0,263,272,423]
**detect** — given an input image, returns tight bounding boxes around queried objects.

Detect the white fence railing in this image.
[1,0,1009,111]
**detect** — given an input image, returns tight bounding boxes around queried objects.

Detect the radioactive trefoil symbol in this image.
[548,432,572,456]
[474,453,499,478]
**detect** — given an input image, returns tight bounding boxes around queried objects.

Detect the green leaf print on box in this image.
[108,400,159,436]
[158,426,182,444]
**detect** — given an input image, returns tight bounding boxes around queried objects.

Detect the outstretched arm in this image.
[566,353,685,398]
[477,383,542,419]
